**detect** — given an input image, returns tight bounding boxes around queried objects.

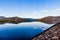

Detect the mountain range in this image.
[0,16,60,24]
[0,16,36,24]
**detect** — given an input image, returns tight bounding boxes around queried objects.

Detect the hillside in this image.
[0,16,36,24]
[36,16,60,24]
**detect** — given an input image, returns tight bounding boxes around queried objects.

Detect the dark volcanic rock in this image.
[32,23,60,40]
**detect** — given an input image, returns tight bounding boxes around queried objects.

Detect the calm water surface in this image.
[0,22,53,40]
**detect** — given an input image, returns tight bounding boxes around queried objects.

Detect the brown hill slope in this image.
[36,16,60,24]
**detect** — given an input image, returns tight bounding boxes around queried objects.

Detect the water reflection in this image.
[0,22,53,40]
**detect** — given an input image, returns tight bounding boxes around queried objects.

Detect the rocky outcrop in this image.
[32,22,60,40]
[36,16,60,24]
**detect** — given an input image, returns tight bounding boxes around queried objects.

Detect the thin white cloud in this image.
[55,8,60,11]
[41,10,48,13]
[30,8,60,18]
[33,11,37,14]
[53,8,60,14]
[33,10,49,14]
[39,10,48,13]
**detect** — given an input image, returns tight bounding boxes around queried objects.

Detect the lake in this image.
[0,22,53,40]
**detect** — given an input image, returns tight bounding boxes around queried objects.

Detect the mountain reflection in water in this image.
[0,22,52,40]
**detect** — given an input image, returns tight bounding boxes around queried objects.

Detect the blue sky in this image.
[0,0,60,18]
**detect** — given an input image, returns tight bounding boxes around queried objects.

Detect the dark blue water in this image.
[0,22,52,40]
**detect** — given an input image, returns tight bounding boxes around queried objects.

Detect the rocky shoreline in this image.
[32,22,60,40]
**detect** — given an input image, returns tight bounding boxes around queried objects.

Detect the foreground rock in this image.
[32,22,60,40]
